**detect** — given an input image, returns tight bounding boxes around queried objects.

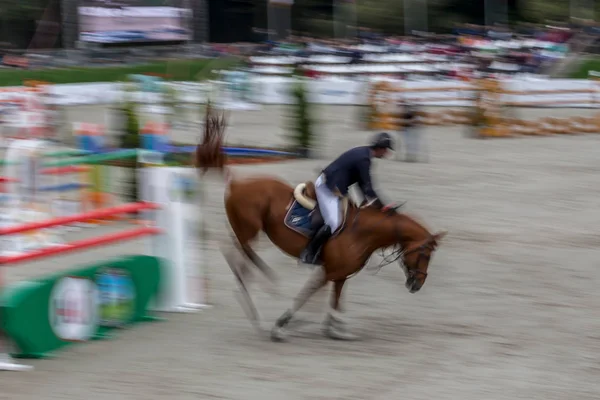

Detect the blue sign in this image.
[95,267,136,328]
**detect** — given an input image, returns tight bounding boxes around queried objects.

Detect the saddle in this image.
[293,181,324,227]
[284,181,349,237]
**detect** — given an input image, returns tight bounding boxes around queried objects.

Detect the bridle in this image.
[352,201,436,278]
[402,240,435,280]
[368,232,435,279]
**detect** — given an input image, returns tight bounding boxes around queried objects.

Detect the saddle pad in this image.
[284,200,318,237]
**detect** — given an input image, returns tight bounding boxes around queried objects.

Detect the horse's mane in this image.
[356,204,432,240]
[397,212,432,238]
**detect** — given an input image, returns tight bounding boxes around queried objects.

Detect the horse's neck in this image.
[360,211,429,253]
[396,214,430,244]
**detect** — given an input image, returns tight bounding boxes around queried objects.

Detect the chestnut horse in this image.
[195,108,447,342]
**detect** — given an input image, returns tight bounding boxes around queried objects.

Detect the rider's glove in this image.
[366,197,385,210]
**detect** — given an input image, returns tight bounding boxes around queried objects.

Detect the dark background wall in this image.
[207,0,262,43]
[1,0,572,49]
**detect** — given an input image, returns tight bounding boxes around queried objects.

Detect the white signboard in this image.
[49,277,99,342]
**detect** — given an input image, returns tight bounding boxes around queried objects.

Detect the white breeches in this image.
[315,174,341,232]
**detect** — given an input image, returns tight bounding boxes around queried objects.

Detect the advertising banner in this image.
[0,255,161,358]
[78,1,192,44]
[49,276,99,342]
[2,79,599,107]
[96,267,137,328]
[218,70,261,110]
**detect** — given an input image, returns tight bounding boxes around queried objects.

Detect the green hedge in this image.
[0,57,240,86]
[569,57,600,79]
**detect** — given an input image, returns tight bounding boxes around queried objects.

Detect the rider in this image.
[299,132,394,265]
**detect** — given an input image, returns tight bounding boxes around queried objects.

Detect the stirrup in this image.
[299,246,313,263]
[299,251,310,264]
[299,246,319,265]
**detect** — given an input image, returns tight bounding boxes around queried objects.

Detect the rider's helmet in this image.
[370,132,394,151]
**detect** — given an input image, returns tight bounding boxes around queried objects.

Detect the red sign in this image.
[2,55,29,68]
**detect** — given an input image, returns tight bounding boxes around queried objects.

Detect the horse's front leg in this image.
[323,278,359,340]
[271,266,327,342]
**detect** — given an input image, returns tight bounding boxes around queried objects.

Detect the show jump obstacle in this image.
[0,166,207,371]
[367,78,600,137]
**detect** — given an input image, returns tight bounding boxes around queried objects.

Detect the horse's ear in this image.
[392,201,406,211]
[432,231,448,242]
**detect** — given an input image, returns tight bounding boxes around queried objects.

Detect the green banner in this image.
[0,255,162,359]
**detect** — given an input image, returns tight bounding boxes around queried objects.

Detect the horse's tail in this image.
[194,102,230,182]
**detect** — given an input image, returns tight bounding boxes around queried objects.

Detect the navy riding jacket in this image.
[321,146,379,200]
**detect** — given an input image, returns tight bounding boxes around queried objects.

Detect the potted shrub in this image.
[287,78,315,158]
[118,100,141,209]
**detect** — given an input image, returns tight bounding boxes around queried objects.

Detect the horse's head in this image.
[358,202,447,293]
[399,230,447,293]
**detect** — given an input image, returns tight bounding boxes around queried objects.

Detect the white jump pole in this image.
[140,166,208,312]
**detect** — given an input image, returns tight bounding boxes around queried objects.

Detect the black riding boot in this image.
[299,225,332,265]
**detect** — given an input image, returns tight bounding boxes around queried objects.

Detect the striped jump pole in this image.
[44,149,140,223]
[40,165,91,232]
[0,202,161,263]
[3,145,140,232]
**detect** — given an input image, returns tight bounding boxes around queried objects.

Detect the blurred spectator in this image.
[397,99,426,162]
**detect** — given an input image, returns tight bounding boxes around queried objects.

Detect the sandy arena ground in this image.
[2,105,600,400]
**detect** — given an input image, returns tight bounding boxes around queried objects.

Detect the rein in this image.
[352,202,434,279]
[367,234,433,279]
[369,244,403,274]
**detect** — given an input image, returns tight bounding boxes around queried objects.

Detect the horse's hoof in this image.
[323,325,360,341]
[270,326,288,342]
[323,316,360,341]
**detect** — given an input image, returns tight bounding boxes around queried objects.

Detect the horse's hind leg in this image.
[223,234,255,284]
[240,244,278,285]
[221,237,261,331]
[227,199,280,294]
[238,243,281,299]
[225,201,277,331]
[271,266,328,342]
